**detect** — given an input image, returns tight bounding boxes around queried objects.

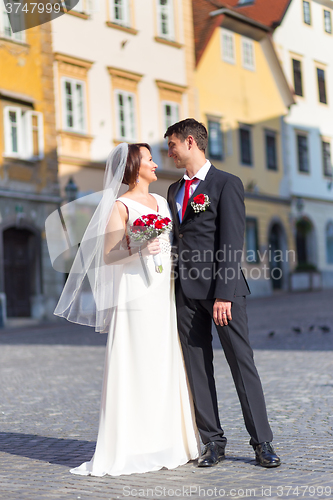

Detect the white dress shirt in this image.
[175,160,211,222]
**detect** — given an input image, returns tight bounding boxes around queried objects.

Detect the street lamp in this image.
[65,177,78,203]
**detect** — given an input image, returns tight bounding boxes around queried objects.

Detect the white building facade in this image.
[51,0,196,198]
[274,0,333,288]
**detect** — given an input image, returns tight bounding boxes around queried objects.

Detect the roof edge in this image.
[209,7,272,32]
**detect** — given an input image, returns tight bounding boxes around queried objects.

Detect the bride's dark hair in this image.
[123,143,151,185]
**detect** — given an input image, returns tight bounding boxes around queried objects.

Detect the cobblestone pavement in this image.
[0,290,332,500]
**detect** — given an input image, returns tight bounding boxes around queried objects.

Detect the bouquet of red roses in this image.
[129,214,172,273]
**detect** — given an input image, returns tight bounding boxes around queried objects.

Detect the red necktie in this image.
[182,179,197,219]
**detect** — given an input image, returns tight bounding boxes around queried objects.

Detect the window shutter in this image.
[116,90,136,141]
[317,68,327,104]
[293,59,303,96]
[24,111,44,159]
[3,106,23,156]
[157,0,174,40]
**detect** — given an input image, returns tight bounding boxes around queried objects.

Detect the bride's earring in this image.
[136,174,140,184]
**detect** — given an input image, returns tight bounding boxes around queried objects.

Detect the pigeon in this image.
[319,326,330,333]
[292,327,302,334]
[268,331,275,337]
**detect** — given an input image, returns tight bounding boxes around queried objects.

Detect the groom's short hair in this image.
[164,118,208,152]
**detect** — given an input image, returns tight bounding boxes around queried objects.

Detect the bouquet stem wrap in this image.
[153,253,163,273]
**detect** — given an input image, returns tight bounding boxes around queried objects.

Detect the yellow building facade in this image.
[195,11,295,295]
[51,0,196,199]
[0,21,61,322]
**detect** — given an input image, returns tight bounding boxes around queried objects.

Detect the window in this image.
[221,29,235,64]
[156,0,174,40]
[0,0,25,41]
[110,0,130,26]
[208,121,223,161]
[265,131,278,170]
[297,134,310,173]
[317,68,327,104]
[239,126,252,166]
[292,59,303,97]
[241,37,255,71]
[322,141,332,177]
[62,78,86,133]
[163,102,179,130]
[245,218,259,263]
[3,106,44,159]
[303,1,311,25]
[326,221,333,264]
[115,90,136,141]
[324,10,332,33]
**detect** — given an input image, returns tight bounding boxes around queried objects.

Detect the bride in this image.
[54,142,199,476]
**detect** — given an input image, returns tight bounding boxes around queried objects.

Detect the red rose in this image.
[147,214,158,220]
[162,217,171,225]
[133,218,145,227]
[193,194,205,205]
[155,220,164,229]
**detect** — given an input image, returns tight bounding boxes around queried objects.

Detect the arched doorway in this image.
[295,218,317,270]
[3,227,41,317]
[268,222,287,290]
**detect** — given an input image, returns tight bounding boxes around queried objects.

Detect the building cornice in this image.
[54,53,94,70]
[107,67,143,82]
[245,192,291,205]
[155,80,187,93]
[0,189,61,204]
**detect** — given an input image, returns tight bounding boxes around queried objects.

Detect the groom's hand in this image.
[213,299,232,326]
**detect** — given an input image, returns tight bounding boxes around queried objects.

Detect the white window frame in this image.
[115,90,136,142]
[221,28,235,64]
[208,119,224,161]
[156,0,175,41]
[324,9,332,33]
[326,220,333,264]
[109,0,130,26]
[61,77,87,134]
[3,106,23,158]
[241,37,255,71]
[0,1,25,42]
[303,0,311,25]
[163,101,179,130]
[296,132,310,174]
[322,139,332,178]
[24,111,44,160]
[3,106,44,160]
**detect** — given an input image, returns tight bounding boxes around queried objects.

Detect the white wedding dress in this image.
[70,194,200,476]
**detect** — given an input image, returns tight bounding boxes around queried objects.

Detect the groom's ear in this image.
[186,135,195,149]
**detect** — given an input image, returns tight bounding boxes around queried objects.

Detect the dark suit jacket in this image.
[167,165,250,302]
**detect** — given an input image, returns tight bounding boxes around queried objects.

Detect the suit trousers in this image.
[175,280,273,448]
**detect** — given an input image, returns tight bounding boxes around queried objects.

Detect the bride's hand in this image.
[146,238,160,255]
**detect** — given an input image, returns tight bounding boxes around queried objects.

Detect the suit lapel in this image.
[181,166,216,224]
[169,179,184,230]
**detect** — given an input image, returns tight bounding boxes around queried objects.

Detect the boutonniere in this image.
[191,194,211,213]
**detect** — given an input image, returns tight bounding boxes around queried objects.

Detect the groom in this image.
[165,119,280,468]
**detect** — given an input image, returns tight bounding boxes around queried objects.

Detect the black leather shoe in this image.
[254,442,281,468]
[198,442,226,467]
